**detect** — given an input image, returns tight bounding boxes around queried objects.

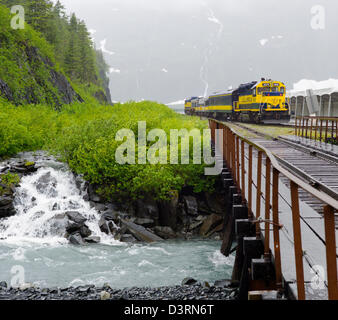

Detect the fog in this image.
[58,0,338,103]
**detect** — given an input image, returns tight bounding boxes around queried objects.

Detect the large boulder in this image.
[181,278,198,286]
[136,197,159,223]
[84,236,100,244]
[134,218,155,228]
[120,234,137,243]
[66,211,87,224]
[205,192,225,214]
[69,232,85,245]
[0,196,16,219]
[158,195,178,230]
[199,214,224,236]
[10,161,37,176]
[154,226,176,239]
[79,225,92,238]
[120,219,163,243]
[0,196,13,207]
[98,217,110,234]
[183,196,198,216]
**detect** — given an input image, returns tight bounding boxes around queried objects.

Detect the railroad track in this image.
[222,121,338,218]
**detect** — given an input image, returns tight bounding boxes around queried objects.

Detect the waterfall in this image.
[0,164,120,246]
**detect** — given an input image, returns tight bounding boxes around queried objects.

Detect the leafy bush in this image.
[0,100,216,201]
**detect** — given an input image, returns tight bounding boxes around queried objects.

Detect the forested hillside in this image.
[0,0,111,106]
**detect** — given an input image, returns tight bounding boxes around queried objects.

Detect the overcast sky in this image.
[57,0,337,103]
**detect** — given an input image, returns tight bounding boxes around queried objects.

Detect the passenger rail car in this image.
[184,79,290,123]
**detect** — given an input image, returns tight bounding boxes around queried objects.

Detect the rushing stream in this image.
[0,153,234,289]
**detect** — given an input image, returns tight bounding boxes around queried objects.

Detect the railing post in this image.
[323,205,338,300]
[264,156,271,258]
[236,136,240,192]
[295,117,298,137]
[309,118,313,140]
[325,120,329,142]
[290,181,306,300]
[305,118,309,139]
[241,140,245,201]
[320,119,323,142]
[248,145,253,218]
[272,168,282,289]
[255,151,262,238]
[315,118,319,141]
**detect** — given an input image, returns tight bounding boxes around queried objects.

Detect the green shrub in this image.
[0,100,216,201]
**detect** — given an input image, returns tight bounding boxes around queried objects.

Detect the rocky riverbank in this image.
[0,279,238,300]
[0,152,227,246]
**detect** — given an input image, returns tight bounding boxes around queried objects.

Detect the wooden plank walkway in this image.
[251,138,338,219]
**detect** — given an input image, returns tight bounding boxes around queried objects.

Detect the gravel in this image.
[0,281,238,300]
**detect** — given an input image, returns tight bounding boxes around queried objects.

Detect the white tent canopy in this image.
[287,79,338,117]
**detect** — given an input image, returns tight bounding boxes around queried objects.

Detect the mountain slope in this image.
[0,3,111,106]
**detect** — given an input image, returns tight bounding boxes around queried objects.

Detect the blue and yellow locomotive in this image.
[184,79,290,123]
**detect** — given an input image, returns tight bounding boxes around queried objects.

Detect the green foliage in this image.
[0,100,216,201]
[0,1,110,105]
[0,172,20,187]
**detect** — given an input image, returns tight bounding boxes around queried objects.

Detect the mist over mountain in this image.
[57,0,338,103]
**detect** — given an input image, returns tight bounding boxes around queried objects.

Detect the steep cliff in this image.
[0,4,110,106]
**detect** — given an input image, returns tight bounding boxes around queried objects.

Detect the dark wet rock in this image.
[90,202,107,212]
[69,232,85,245]
[134,218,154,228]
[153,226,176,239]
[0,196,13,207]
[182,278,198,286]
[199,214,223,236]
[66,211,86,224]
[0,281,7,289]
[120,234,137,243]
[79,225,92,238]
[102,211,119,223]
[84,236,100,244]
[214,280,232,288]
[183,196,198,216]
[205,192,225,215]
[108,221,118,235]
[136,197,159,222]
[188,219,204,231]
[10,162,37,175]
[206,222,224,237]
[99,217,110,234]
[158,196,178,230]
[0,200,16,219]
[66,221,82,234]
[87,184,101,203]
[120,219,163,243]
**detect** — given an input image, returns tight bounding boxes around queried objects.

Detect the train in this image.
[184,79,290,123]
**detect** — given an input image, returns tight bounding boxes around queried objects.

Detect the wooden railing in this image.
[209,119,338,300]
[295,116,338,143]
